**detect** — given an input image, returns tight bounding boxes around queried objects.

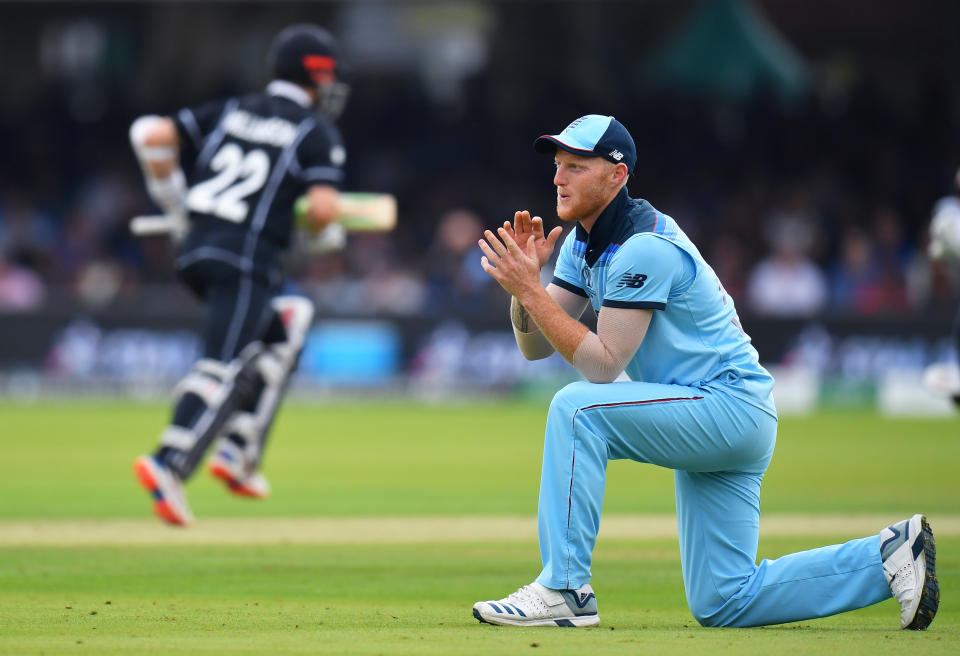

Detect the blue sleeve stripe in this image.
[602,299,666,310]
[551,277,588,297]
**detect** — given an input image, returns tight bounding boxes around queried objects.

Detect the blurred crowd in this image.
[2,99,956,320]
[1,1,958,319]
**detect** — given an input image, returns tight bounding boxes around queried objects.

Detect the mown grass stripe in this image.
[2,513,958,546]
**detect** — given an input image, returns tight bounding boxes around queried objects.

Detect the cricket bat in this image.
[296,192,397,231]
[131,192,397,237]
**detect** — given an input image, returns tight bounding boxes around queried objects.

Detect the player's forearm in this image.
[510,296,555,360]
[130,115,186,213]
[131,116,180,173]
[572,307,651,383]
[514,285,589,364]
[571,332,622,383]
[146,159,176,179]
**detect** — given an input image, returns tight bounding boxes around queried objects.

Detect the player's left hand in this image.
[500,211,562,268]
[479,226,542,299]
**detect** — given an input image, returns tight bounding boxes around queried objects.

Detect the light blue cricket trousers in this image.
[535,380,892,627]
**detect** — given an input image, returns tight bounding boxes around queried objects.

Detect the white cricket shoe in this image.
[208,440,271,499]
[473,582,599,627]
[133,455,194,527]
[880,514,939,630]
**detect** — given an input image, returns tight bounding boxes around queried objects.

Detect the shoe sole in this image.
[472,607,599,627]
[209,462,269,498]
[133,458,191,527]
[906,516,939,630]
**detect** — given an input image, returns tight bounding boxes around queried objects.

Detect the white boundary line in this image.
[1,514,958,546]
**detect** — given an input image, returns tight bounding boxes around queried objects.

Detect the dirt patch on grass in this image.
[1,514,957,546]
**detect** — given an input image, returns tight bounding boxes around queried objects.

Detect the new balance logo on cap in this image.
[609,149,623,161]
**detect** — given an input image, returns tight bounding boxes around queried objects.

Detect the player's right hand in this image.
[502,210,562,269]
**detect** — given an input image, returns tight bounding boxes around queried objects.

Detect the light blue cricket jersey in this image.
[551,188,776,417]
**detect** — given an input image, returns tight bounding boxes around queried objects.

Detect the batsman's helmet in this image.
[268,24,349,120]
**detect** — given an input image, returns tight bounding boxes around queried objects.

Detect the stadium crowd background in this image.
[1,0,958,324]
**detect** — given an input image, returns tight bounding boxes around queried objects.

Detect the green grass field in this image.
[0,400,958,654]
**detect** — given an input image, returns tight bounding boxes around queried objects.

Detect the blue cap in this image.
[534,115,636,173]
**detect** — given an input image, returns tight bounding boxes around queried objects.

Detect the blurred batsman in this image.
[924,166,960,408]
[129,24,350,526]
[472,115,939,630]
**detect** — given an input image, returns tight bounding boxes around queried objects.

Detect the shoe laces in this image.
[890,562,916,599]
[504,585,550,617]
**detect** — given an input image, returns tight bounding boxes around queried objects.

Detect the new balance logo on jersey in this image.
[617,273,647,288]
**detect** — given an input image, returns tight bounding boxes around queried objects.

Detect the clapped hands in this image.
[479,210,563,298]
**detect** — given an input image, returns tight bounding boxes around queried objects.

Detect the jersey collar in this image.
[576,186,630,267]
[266,79,313,108]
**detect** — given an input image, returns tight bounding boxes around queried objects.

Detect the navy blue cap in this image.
[534,115,636,173]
